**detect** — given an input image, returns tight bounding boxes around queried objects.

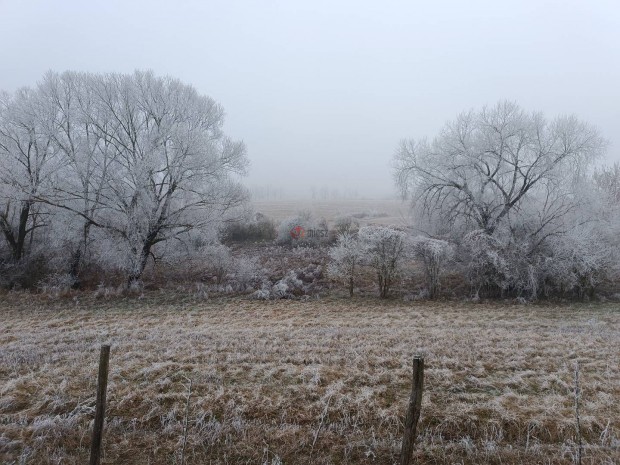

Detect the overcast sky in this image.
[1,0,618,198]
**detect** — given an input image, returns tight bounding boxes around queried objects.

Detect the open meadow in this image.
[0,294,618,464]
[251,198,409,226]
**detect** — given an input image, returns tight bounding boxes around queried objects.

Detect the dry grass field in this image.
[0,294,619,464]
[251,198,409,226]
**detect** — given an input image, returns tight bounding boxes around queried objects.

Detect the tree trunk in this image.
[0,202,32,261]
[379,274,390,298]
[67,221,93,288]
[126,235,157,286]
[68,248,82,287]
[14,203,30,261]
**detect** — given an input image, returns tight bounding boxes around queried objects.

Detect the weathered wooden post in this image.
[399,355,424,465]
[90,344,110,465]
[574,361,583,465]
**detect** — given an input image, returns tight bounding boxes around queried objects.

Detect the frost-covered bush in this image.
[36,273,78,295]
[297,263,323,283]
[410,236,454,299]
[328,232,363,296]
[250,266,322,300]
[332,215,360,236]
[460,219,619,301]
[251,286,271,300]
[252,271,301,299]
[358,226,406,298]
[229,256,266,291]
[201,244,233,284]
[542,224,616,299]
[195,244,267,292]
[275,268,320,298]
[462,229,533,299]
[271,280,291,299]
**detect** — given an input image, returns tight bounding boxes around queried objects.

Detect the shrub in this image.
[330,215,360,242]
[358,226,406,298]
[223,213,276,243]
[0,253,52,290]
[201,244,234,284]
[229,256,266,291]
[542,225,615,299]
[410,236,454,299]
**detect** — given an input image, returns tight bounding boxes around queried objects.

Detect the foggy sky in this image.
[1,0,618,198]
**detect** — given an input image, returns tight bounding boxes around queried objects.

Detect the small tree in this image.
[359,226,406,298]
[328,232,363,297]
[410,236,454,299]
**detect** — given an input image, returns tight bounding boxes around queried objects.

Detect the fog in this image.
[1,0,618,198]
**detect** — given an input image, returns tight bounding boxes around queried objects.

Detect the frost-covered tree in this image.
[90,71,248,283]
[328,232,363,297]
[0,87,59,261]
[1,71,249,286]
[16,71,248,284]
[358,226,406,298]
[394,101,609,299]
[394,101,605,239]
[33,72,117,283]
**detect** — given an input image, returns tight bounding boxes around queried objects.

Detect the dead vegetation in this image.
[0,294,618,464]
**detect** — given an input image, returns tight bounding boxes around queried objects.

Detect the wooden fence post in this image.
[399,355,424,465]
[90,344,110,465]
[574,362,583,465]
